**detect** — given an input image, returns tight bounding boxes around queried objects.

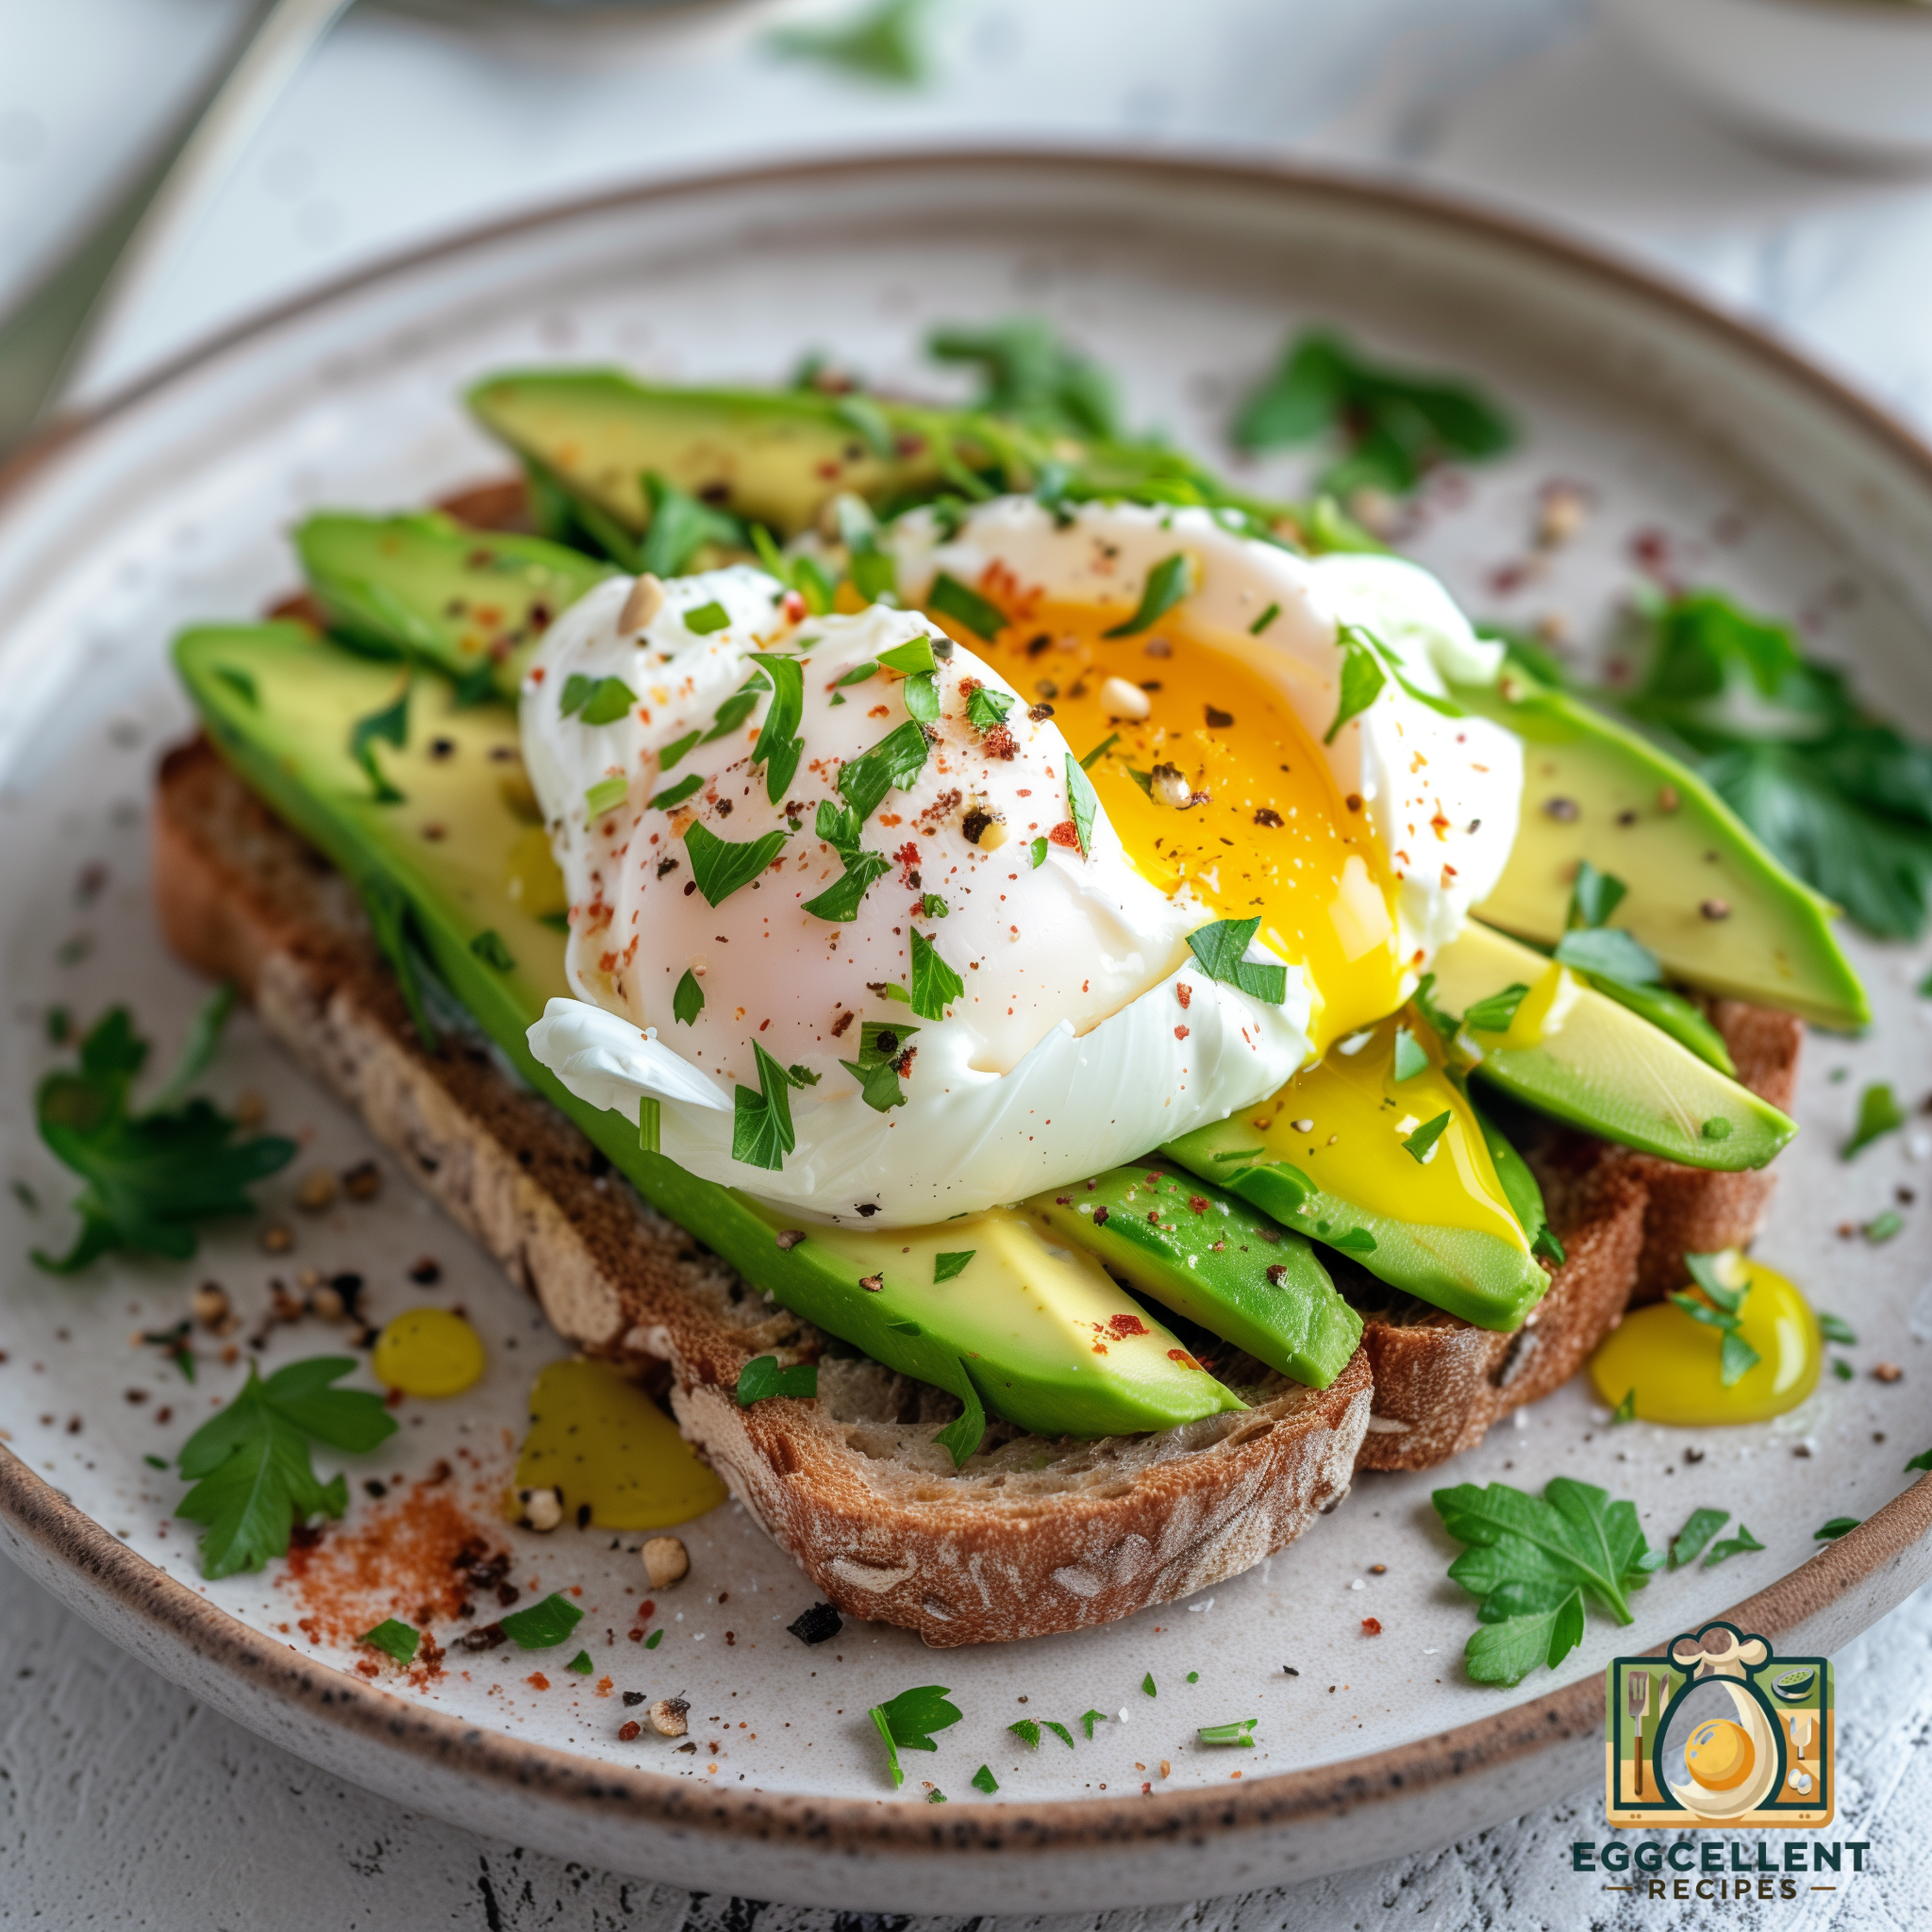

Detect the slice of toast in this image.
[154,738,1372,1648]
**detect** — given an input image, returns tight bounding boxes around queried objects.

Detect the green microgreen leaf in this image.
[908,928,963,1020]
[1553,925,1660,988]
[731,1041,798,1172]
[1059,752,1099,858]
[649,772,704,812]
[645,1628,662,1649]
[175,1357,396,1579]
[971,1764,998,1794]
[839,720,930,822]
[840,1020,918,1112]
[736,1356,819,1406]
[1532,1226,1567,1267]
[1684,1251,1745,1315]
[1704,1524,1766,1567]
[1844,1082,1906,1158]
[1391,1026,1428,1082]
[499,1592,585,1651]
[684,821,790,907]
[1141,1673,1157,1698]
[901,670,940,725]
[1566,858,1628,931]
[359,1619,421,1667]
[1041,1721,1074,1749]
[673,970,705,1026]
[932,1250,974,1283]
[878,638,937,675]
[1610,1388,1636,1425]
[1905,1447,1932,1474]
[926,572,1006,641]
[868,1685,963,1790]
[1866,1209,1905,1243]
[1669,1507,1729,1570]
[1185,916,1288,1005]
[469,930,515,972]
[1103,552,1195,638]
[768,0,931,87]
[701,669,770,743]
[1008,1718,1041,1748]
[927,314,1123,440]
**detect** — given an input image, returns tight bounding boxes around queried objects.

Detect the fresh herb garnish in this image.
[1078,1708,1107,1739]
[1196,1719,1257,1748]
[214,664,258,706]
[908,928,963,1020]
[1668,1251,1760,1387]
[839,720,930,821]
[736,1356,819,1406]
[932,1250,974,1283]
[684,821,790,907]
[1232,327,1513,496]
[1704,1523,1766,1567]
[658,728,702,773]
[1249,603,1281,637]
[1866,1209,1905,1243]
[649,773,704,811]
[500,1592,585,1650]
[877,637,937,675]
[1668,1507,1729,1570]
[731,1041,799,1172]
[1906,1447,1932,1474]
[750,653,807,803]
[645,1628,663,1649]
[701,667,770,742]
[1028,837,1048,869]
[966,683,1014,733]
[349,681,410,803]
[360,1618,421,1666]
[1391,1026,1428,1082]
[1432,1475,1661,1686]
[469,930,515,972]
[31,996,297,1274]
[1103,552,1195,639]
[1814,1518,1861,1541]
[1078,733,1119,773]
[641,472,744,579]
[1552,924,1659,987]
[175,1357,396,1579]
[803,848,891,923]
[901,670,940,724]
[1403,1111,1452,1165]
[1818,1312,1857,1346]
[868,1684,963,1790]
[559,673,638,724]
[584,774,629,823]
[1141,1673,1157,1697]
[1185,917,1288,1005]
[1461,983,1529,1035]
[921,891,949,917]
[673,970,705,1026]
[566,1650,593,1674]
[1324,627,1386,745]
[841,1021,918,1112]
[1609,1387,1637,1425]
[927,315,1123,440]
[926,572,1006,641]
[1844,1082,1906,1159]
[768,0,931,86]
[971,1764,998,1794]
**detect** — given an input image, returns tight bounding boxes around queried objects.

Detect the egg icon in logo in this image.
[1685,1717,1756,1792]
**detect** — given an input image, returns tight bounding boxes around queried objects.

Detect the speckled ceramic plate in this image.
[0,153,1929,1910]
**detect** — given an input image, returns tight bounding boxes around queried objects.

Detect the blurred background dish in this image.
[1608,0,1932,169]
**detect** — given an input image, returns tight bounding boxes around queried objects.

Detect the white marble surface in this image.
[3,0,1931,1923]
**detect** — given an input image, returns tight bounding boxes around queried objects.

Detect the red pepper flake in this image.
[893,841,922,883]
[1175,983,1191,1009]
[619,1720,642,1741]
[1174,1024,1190,1041]
[1108,1312,1149,1340]
[1361,1617,1382,1636]
[1188,1195,1208,1214]
[1047,821,1080,847]
[527,1672,551,1690]
[595,1675,615,1697]
[1167,1348,1206,1371]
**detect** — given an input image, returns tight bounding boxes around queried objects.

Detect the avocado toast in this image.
[150,371,1855,1644]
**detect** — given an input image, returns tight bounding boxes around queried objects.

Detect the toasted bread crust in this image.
[155,738,1372,1646]
[1617,1001,1806,1301]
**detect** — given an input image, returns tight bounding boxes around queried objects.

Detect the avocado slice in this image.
[1023,1164,1362,1387]
[1427,922,1797,1169]
[1163,1015,1549,1331]
[173,621,1240,1446]
[294,511,615,699]
[1454,668,1868,1030]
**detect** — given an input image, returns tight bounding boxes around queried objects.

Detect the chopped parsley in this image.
[1668,1251,1760,1386]
[1432,1475,1662,1686]
[645,1628,663,1649]
[469,930,515,972]
[584,774,629,823]
[1844,1082,1906,1159]
[1232,327,1513,496]
[1460,983,1528,1035]
[566,1650,594,1674]
[1248,602,1280,637]
[908,928,963,1020]
[1141,1673,1157,1698]
[673,970,705,1025]
[922,891,949,917]
[966,683,1013,733]
[749,653,806,804]
[1818,1312,1857,1346]
[933,1250,974,1283]
[926,572,1005,641]
[639,1096,659,1155]
[1028,836,1048,869]
[359,1619,421,1666]
[1403,1111,1452,1165]
[927,315,1123,441]
[1815,1517,1861,1541]
[641,471,743,579]
[1063,752,1099,858]
[1078,1708,1107,1739]
[838,720,929,821]
[1866,1209,1905,1243]
[31,996,296,1274]
[1009,1719,1074,1749]
[1196,1720,1257,1748]
[841,1021,918,1112]
[559,673,637,724]
[649,772,704,811]
[1609,1387,1636,1425]
[1667,1507,1728,1570]
[731,1041,799,1171]
[736,1356,819,1406]
[900,669,940,724]
[868,1685,963,1790]
[658,728,702,773]
[1705,1523,1766,1566]
[1324,627,1386,745]
[684,821,790,907]
[175,1357,396,1579]
[1185,917,1288,1005]
[499,1592,585,1650]
[701,666,770,741]
[768,0,931,86]
[1102,552,1194,639]
[1391,1026,1428,1082]
[971,1764,998,1794]
[349,681,410,803]
[878,637,938,675]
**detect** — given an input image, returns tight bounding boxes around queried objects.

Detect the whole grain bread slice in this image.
[154,737,1372,1648]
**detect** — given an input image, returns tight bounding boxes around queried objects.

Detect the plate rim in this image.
[2,142,1930,1860]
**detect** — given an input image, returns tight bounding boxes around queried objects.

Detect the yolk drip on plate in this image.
[941,601,1405,1052]
[1590,1254,1821,1424]
[371,1307,487,1397]
[515,1357,728,1530]
[1244,1013,1525,1245]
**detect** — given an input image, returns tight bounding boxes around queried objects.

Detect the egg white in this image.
[520,501,1520,1224]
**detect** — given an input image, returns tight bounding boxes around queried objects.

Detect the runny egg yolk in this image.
[371,1306,487,1398]
[935,602,1405,1051]
[1242,1013,1527,1247]
[515,1357,727,1529]
[1590,1254,1820,1425]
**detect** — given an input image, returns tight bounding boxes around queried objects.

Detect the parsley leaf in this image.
[1432,1475,1661,1685]
[769,0,931,86]
[901,670,940,724]
[641,471,744,579]
[1461,983,1529,1035]
[1844,1081,1906,1158]
[175,1357,396,1579]
[877,637,937,675]
[684,821,790,907]
[1705,1523,1767,1566]
[500,1592,585,1650]
[839,720,930,822]
[731,1041,798,1172]
[1818,1312,1858,1346]
[933,1250,974,1283]
[1814,1517,1861,1541]
[701,667,770,742]
[750,653,806,804]
[1403,1111,1452,1165]
[1553,925,1660,987]
[908,928,963,1020]
[1028,836,1048,869]
[803,847,891,922]
[359,1618,420,1666]
[1905,1447,1932,1474]
[1197,1720,1257,1748]
[736,1356,819,1406]
[649,773,704,812]
[966,683,1013,733]
[560,674,637,724]
[349,680,409,802]
[1078,1708,1107,1739]
[926,572,1005,641]
[673,970,705,1026]
[971,1764,998,1794]
[1232,327,1513,495]
[840,1020,917,1112]
[566,1650,594,1675]
[32,998,297,1274]
[927,316,1123,440]
[1185,916,1288,1005]
[1063,752,1099,858]
[1008,1718,1041,1748]
[1609,1387,1637,1424]
[1668,1252,1761,1388]
[658,728,702,773]
[1324,628,1387,744]
[1566,858,1627,930]
[585,774,629,823]
[1103,552,1195,638]
[868,1685,963,1789]
[1391,1026,1428,1082]
[1668,1507,1729,1570]
[470,930,515,972]
[922,891,949,916]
